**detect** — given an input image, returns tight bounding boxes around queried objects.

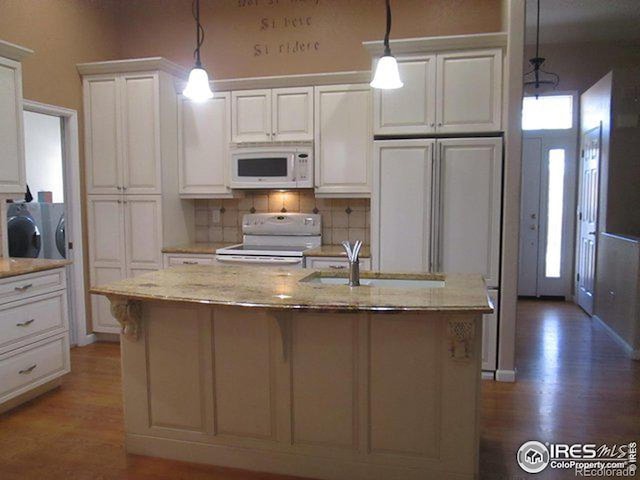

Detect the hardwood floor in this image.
[1,300,638,479]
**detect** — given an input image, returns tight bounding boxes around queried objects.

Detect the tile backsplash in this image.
[194,191,370,245]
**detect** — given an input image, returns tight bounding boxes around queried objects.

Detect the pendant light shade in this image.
[370,0,403,90]
[183,0,214,102]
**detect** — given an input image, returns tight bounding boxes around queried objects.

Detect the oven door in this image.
[215,255,304,269]
[230,149,296,189]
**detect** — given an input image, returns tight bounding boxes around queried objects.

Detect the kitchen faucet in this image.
[342,240,363,287]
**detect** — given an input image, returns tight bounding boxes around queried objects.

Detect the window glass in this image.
[545,149,565,278]
[522,95,573,130]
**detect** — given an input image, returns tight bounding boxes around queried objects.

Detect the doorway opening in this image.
[518,92,578,299]
[19,101,90,347]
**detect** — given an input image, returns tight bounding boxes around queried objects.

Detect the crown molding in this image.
[0,39,33,62]
[363,32,508,57]
[207,70,371,92]
[77,57,187,78]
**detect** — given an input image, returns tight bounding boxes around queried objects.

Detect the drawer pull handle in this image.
[329,265,347,270]
[19,364,37,375]
[14,284,33,292]
[183,261,198,265]
[16,319,35,327]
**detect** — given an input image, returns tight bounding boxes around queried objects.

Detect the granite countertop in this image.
[162,243,236,254]
[91,264,492,314]
[0,258,71,280]
[162,243,371,258]
[304,245,371,258]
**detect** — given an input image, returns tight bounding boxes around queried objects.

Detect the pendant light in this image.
[183,0,214,102]
[523,0,559,97]
[370,0,403,90]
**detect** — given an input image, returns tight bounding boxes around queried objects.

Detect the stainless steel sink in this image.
[300,272,445,289]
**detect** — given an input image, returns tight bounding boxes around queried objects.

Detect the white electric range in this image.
[215,213,321,268]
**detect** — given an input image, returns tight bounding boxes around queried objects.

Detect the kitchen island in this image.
[92,265,492,480]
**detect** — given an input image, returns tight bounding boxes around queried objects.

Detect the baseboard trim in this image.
[481,371,495,380]
[593,315,640,360]
[495,369,516,382]
[77,333,96,347]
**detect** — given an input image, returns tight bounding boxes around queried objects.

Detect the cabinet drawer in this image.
[0,292,68,353]
[0,269,66,304]
[166,256,214,266]
[306,257,371,271]
[0,334,70,404]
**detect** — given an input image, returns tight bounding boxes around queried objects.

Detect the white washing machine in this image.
[7,202,43,258]
[40,203,66,259]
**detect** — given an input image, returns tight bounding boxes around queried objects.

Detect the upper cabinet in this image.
[0,40,31,195]
[314,84,372,197]
[178,92,232,197]
[83,72,161,194]
[232,87,313,143]
[373,55,437,135]
[373,49,502,135]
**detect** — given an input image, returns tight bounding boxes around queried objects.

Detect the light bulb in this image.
[183,67,214,102]
[370,55,403,90]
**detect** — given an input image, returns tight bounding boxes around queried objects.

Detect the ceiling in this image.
[525,0,640,45]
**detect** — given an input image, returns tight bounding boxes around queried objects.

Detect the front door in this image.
[576,125,601,315]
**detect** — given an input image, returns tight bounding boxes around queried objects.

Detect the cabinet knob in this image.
[116,186,122,191]
[438,122,443,126]
[430,122,435,127]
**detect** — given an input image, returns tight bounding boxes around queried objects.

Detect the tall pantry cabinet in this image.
[79,58,194,334]
[369,44,505,374]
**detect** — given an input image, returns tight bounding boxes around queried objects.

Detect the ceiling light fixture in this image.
[183,0,214,102]
[370,0,403,90]
[523,0,559,97]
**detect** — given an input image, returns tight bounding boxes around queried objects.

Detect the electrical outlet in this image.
[211,210,221,225]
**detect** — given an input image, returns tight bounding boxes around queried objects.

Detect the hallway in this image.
[0,300,638,479]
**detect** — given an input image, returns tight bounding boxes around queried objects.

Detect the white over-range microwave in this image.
[229,145,313,189]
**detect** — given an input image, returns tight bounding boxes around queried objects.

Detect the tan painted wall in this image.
[117,0,503,78]
[524,41,640,95]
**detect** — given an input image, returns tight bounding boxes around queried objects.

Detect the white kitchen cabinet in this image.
[232,87,313,143]
[83,72,161,194]
[436,137,502,287]
[272,87,313,141]
[373,49,502,135]
[179,92,232,197]
[305,257,371,271]
[372,140,434,272]
[314,84,372,197]
[88,195,163,333]
[373,55,437,135]
[436,49,502,133]
[231,89,271,143]
[163,254,215,267]
[0,53,26,195]
[482,289,498,372]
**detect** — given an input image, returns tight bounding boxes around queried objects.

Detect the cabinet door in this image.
[373,55,436,135]
[436,49,502,133]
[231,89,271,143]
[87,195,126,333]
[436,138,502,287]
[272,87,313,141]
[179,92,232,197]
[84,75,122,194]
[121,73,162,194]
[124,195,163,273]
[314,85,372,197]
[482,289,498,371]
[372,140,434,272]
[0,57,25,195]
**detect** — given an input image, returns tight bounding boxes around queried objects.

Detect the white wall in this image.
[23,110,64,203]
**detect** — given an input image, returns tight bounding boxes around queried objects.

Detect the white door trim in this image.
[22,100,94,347]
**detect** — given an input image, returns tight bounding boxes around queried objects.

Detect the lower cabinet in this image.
[88,194,163,333]
[0,268,70,412]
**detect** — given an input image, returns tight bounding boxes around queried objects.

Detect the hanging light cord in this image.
[524,0,559,92]
[192,0,205,68]
[383,0,392,56]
